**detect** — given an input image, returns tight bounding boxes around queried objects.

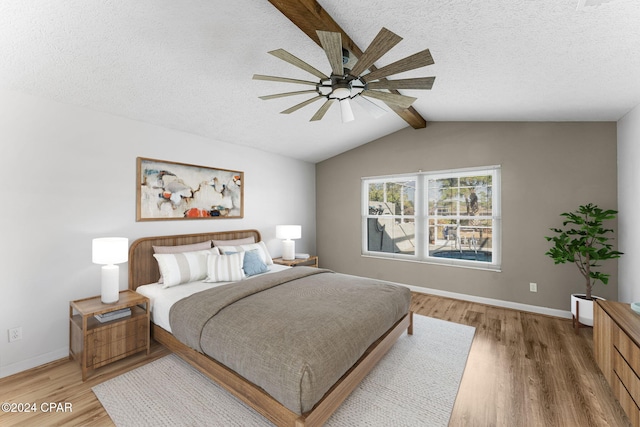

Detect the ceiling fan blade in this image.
[280,95,324,114]
[353,95,388,119]
[268,49,329,80]
[252,74,318,86]
[362,49,434,82]
[360,90,417,109]
[310,99,336,121]
[367,76,436,90]
[259,90,318,100]
[317,30,344,76]
[349,28,403,77]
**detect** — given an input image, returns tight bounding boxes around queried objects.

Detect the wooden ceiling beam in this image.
[267,0,427,129]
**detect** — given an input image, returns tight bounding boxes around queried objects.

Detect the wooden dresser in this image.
[594,300,640,426]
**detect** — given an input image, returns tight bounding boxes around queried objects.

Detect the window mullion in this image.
[415,176,424,259]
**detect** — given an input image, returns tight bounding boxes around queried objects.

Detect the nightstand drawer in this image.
[89,335,148,368]
[88,317,148,368]
[87,316,147,346]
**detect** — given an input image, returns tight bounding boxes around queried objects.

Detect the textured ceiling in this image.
[1,0,639,163]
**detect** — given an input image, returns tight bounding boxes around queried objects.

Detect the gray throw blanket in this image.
[169,267,410,414]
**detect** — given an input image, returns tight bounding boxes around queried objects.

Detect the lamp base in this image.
[101,265,120,304]
[282,240,295,261]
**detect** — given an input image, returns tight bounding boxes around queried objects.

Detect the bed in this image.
[129,229,413,427]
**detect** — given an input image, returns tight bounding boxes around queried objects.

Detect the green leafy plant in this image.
[545,203,623,300]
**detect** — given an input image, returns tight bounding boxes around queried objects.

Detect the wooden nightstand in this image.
[69,290,150,381]
[272,256,319,268]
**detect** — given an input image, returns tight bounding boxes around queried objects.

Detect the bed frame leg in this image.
[408,311,414,335]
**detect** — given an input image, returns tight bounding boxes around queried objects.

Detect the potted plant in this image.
[545,203,623,328]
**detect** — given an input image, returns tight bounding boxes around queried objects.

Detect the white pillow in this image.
[152,241,214,283]
[205,252,245,282]
[217,241,273,265]
[153,248,218,288]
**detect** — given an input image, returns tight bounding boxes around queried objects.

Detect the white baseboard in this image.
[404,284,573,319]
[0,347,68,379]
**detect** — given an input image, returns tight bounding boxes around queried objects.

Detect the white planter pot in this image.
[571,294,605,326]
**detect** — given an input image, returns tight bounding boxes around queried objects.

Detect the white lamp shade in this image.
[92,237,128,265]
[276,225,301,240]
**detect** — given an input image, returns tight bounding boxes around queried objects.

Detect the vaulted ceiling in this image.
[1,0,639,163]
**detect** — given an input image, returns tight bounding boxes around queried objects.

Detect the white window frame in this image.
[362,165,501,271]
[361,175,420,261]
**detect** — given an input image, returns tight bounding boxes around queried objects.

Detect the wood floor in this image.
[0,292,632,427]
[412,293,631,427]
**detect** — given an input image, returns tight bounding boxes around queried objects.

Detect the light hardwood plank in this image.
[0,293,632,426]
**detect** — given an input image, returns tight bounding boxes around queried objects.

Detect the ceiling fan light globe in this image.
[333,87,351,99]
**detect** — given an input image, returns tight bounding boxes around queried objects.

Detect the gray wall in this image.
[316,122,618,311]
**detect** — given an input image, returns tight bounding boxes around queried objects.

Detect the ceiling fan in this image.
[253,27,435,123]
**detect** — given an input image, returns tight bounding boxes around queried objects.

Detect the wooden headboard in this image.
[128,229,261,290]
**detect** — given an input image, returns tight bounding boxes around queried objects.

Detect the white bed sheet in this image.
[136,264,291,333]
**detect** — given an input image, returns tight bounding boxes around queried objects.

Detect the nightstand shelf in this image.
[69,290,150,381]
[272,256,318,268]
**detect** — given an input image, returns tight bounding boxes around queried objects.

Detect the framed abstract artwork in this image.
[136,157,244,221]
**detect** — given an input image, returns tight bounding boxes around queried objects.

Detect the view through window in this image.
[362,166,501,270]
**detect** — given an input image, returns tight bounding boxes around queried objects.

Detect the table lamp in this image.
[276,225,301,261]
[92,237,129,303]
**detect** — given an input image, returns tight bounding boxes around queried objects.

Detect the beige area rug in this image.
[93,314,475,426]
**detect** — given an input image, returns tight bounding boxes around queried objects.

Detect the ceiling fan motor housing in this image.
[321,75,362,100]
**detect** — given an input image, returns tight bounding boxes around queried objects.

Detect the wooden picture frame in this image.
[136,157,243,221]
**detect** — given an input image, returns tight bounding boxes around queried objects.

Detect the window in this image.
[365,177,417,256]
[362,166,501,270]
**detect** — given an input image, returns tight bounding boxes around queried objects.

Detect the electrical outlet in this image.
[529,282,537,293]
[8,327,22,342]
